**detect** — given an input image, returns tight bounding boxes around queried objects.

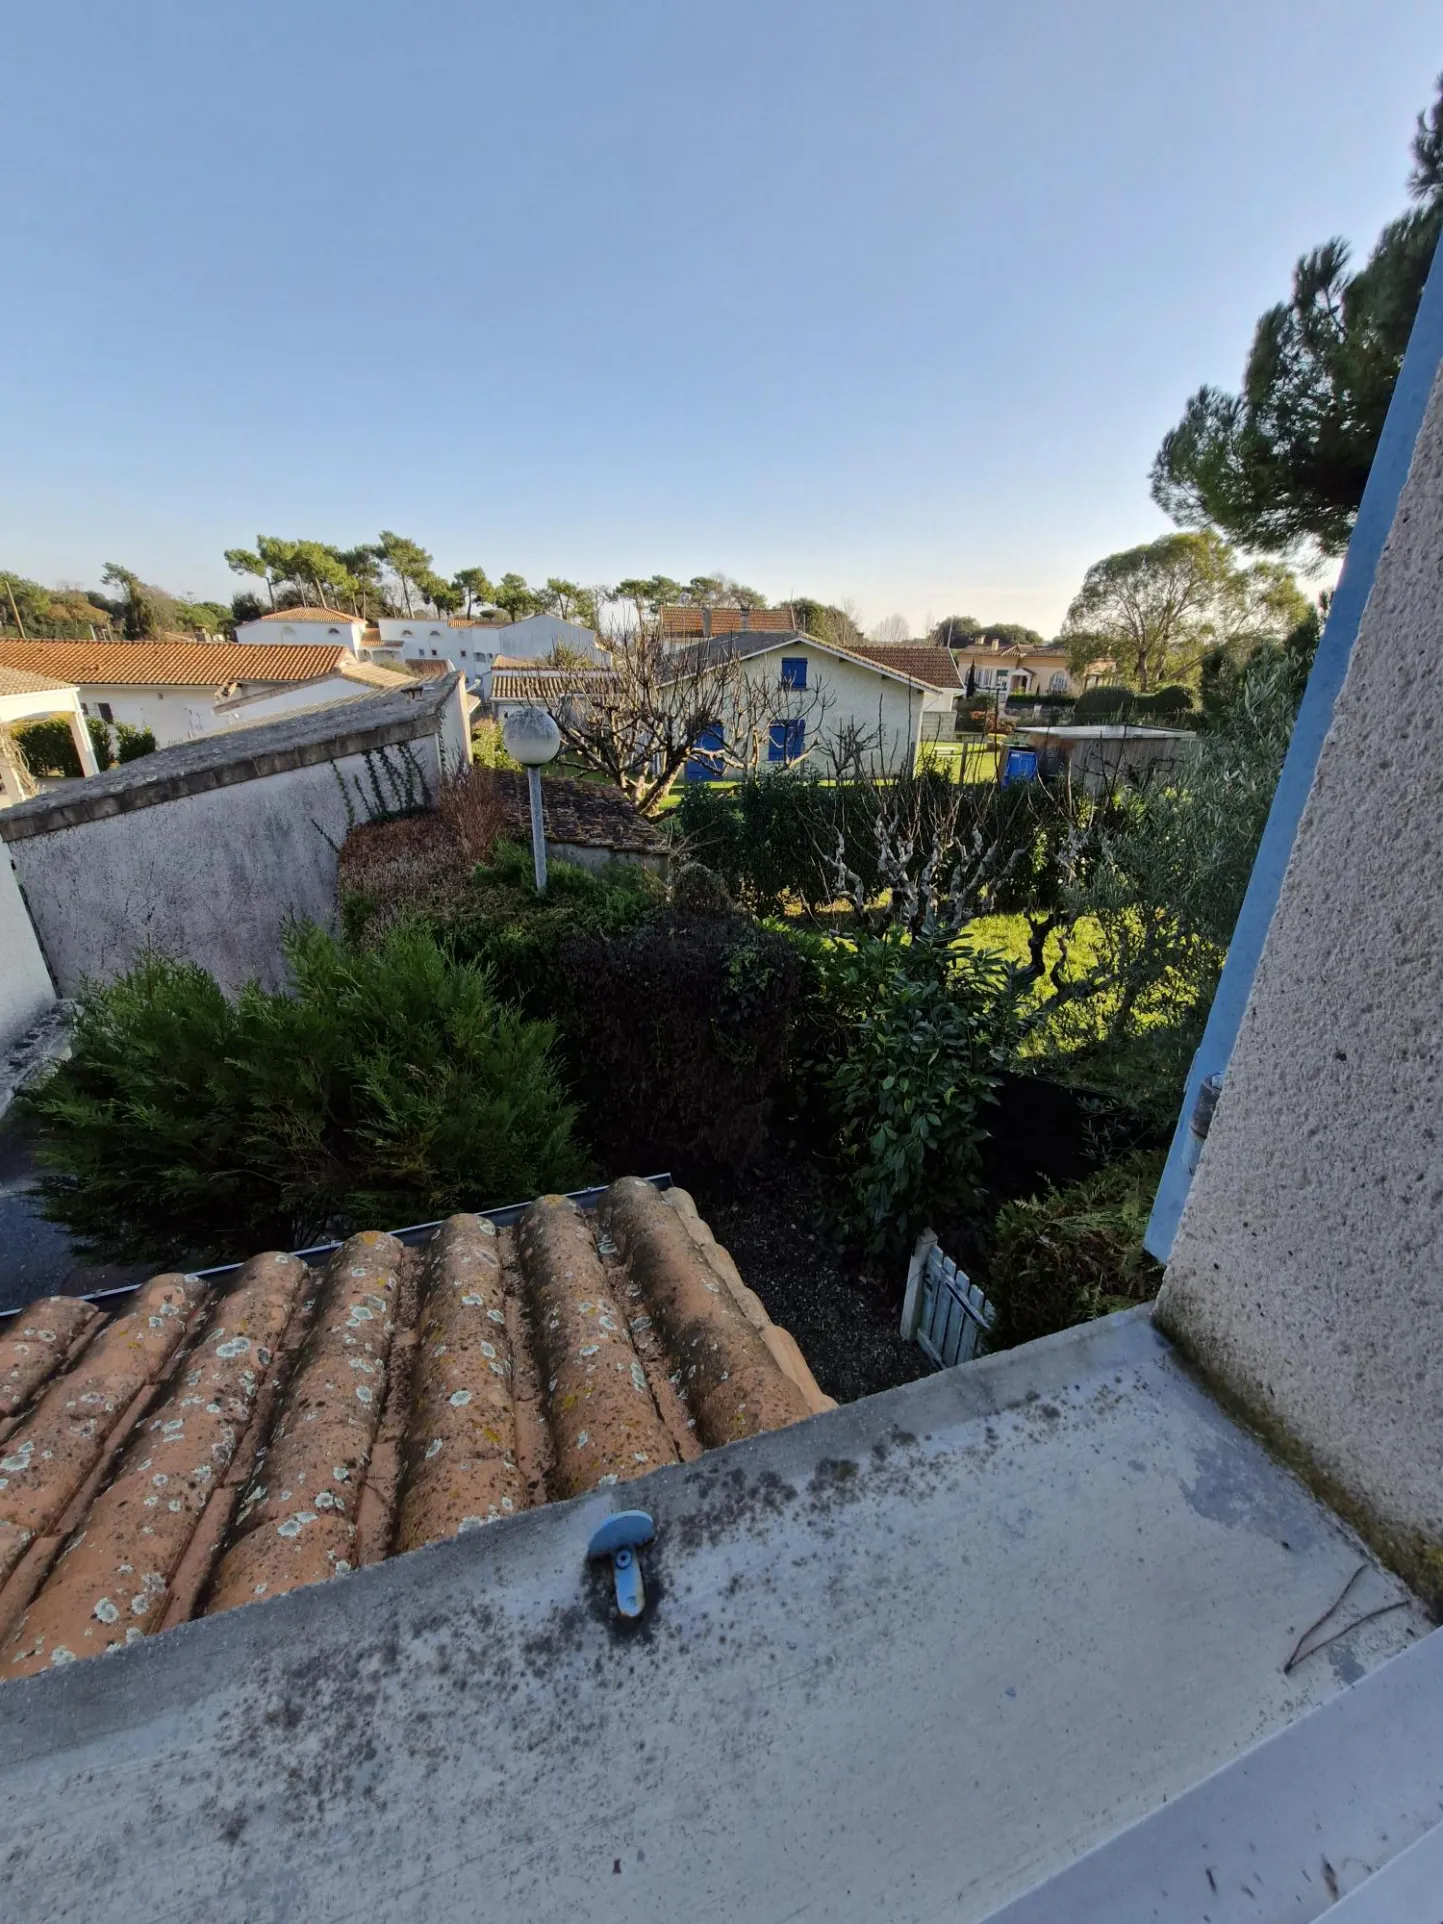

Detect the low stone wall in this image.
[0,676,470,996]
[0,853,53,1053]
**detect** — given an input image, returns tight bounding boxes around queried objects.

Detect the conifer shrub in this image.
[20,921,587,1264]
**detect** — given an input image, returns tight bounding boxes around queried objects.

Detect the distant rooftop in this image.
[254,607,361,623]
[660,604,797,639]
[0,666,77,697]
[0,640,348,688]
[842,642,964,689]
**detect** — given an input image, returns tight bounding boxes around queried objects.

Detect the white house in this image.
[210,657,415,731]
[373,613,604,687]
[680,635,962,779]
[232,607,369,653]
[0,640,367,748]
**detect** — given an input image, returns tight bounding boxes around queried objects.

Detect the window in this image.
[780,656,807,690]
[1049,672,1068,694]
[768,718,805,763]
[99,702,114,723]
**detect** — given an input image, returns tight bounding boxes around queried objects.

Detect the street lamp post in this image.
[502,707,562,892]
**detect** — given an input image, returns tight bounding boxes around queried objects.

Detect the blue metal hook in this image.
[587,1510,655,1618]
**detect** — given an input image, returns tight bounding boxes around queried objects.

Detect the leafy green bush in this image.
[794,932,1014,1254]
[554,911,804,1178]
[670,860,732,917]
[20,921,587,1264]
[13,717,83,778]
[982,1151,1164,1348]
[88,717,114,770]
[115,722,157,762]
[470,718,519,769]
[442,840,664,1013]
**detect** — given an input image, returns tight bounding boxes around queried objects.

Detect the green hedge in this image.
[20,920,588,1263]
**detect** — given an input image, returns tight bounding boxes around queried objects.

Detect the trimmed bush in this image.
[442,840,664,1013]
[20,921,588,1264]
[670,861,732,917]
[982,1151,1164,1348]
[1073,686,1136,723]
[674,770,965,916]
[554,911,804,1179]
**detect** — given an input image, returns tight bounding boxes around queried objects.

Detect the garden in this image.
[17,627,1311,1402]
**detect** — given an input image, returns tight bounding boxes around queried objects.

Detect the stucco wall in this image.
[1,676,470,997]
[0,849,53,1050]
[1157,357,1443,1588]
[76,684,210,747]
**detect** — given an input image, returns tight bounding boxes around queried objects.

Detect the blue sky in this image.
[1,2,1437,634]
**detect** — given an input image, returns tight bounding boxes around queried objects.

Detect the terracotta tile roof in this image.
[840,644,963,690]
[0,1181,828,1677]
[256,607,360,623]
[490,669,614,703]
[0,642,349,687]
[0,666,78,697]
[659,605,797,639]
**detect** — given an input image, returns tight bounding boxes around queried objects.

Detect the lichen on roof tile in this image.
[0,1179,826,1675]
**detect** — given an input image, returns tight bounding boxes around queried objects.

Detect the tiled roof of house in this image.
[660,605,797,639]
[256,607,361,623]
[490,669,614,703]
[0,666,77,697]
[950,639,1066,661]
[0,1181,828,1680]
[839,643,964,689]
[0,642,349,687]
[335,658,413,691]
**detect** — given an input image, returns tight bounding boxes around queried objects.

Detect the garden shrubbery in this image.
[555,911,804,1178]
[981,1151,1165,1348]
[21,920,587,1263]
[792,931,1015,1256]
[440,840,664,1012]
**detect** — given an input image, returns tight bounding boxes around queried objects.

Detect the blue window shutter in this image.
[769,718,805,763]
[780,656,807,689]
[687,722,725,781]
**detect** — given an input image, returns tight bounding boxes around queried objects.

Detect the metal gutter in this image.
[0,1173,672,1321]
[1145,231,1443,1262]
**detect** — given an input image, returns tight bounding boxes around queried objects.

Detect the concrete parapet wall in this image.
[1158,360,1443,1594]
[0,676,469,995]
[0,853,53,1053]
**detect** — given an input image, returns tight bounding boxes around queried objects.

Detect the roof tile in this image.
[0,641,349,687]
[659,605,797,638]
[0,1182,829,1678]
[840,644,964,690]
[256,608,361,623]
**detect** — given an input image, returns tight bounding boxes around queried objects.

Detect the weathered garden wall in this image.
[0,850,53,1050]
[0,676,469,996]
[1158,357,1443,1591]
